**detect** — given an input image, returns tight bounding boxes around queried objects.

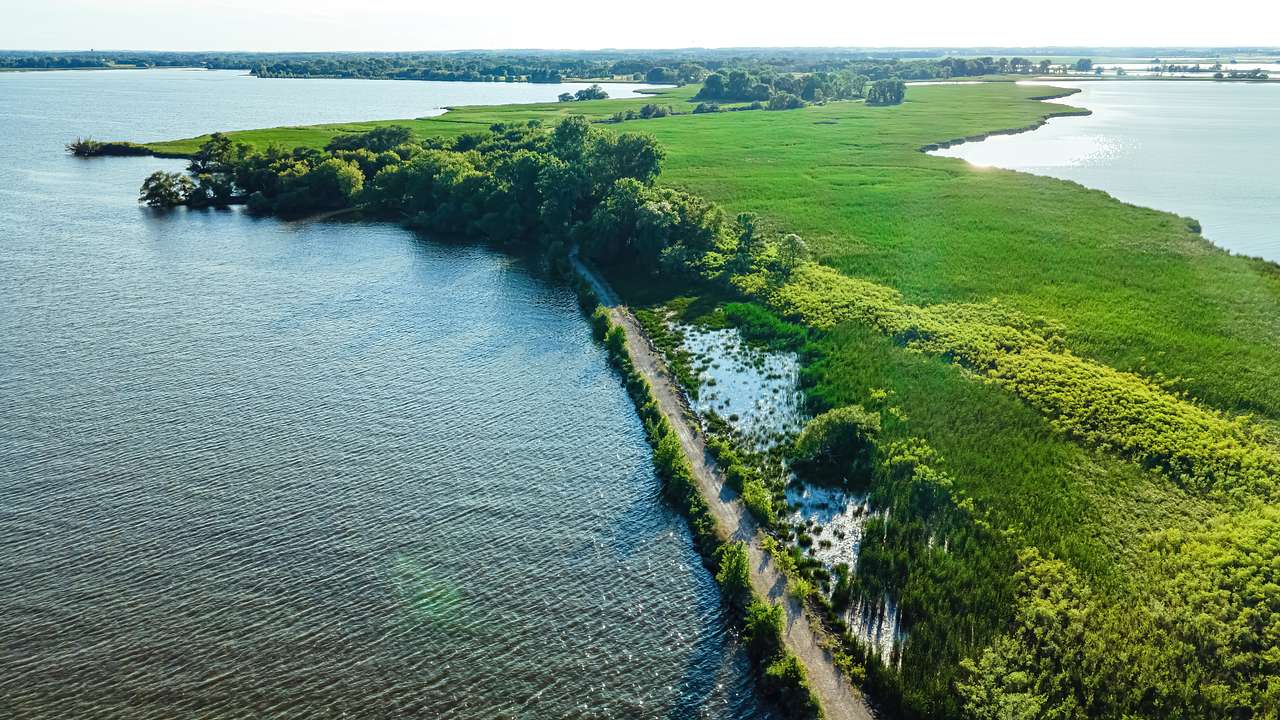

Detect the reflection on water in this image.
[785,484,903,662]
[670,320,905,660]
[929,80,1280,263]
[677,324,806,451]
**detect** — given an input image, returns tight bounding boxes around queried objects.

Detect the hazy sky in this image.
[3,0,1277,51]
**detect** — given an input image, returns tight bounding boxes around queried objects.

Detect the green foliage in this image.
[583,178,732,279]
[137,171,194,208]
[767,93,806,111]
[772,263,1280,495]
[740,476,777,527]
[762,652,823,719]
[605,324,627,357]
[66,137,150,157]
[590,306,611,340]
[715,541,751,602]
[744,597,785,657]
[574,84,609,101]
[723,302,808,351]
[865,79,907,106]
[792,405,880,483]
[325,125,413,153]
[696,67,868,105]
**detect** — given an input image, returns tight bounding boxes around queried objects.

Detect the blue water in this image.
[932,80,1280,263]
[0,69,765,719]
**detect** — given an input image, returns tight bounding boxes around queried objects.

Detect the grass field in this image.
[141,82,1280,716]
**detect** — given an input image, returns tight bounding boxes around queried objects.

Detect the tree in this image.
[188,132,238,175]
[188,172,235,208]
[767,93,805,111]
[865,79,906,106]
[557,92,574,102]
[324,125,412,153]
[701,72,727,99]
[138,171,194,208]
[727,70,752,99]
[573,84,608,101]
[793,405,880,482]
[1074,58,1093,72]
[645,66,677,84]
[776,233,808,276]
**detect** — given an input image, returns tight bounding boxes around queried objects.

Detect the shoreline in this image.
[916,86,1090,151]
[572,253,874,720]
[922,82,1280,268]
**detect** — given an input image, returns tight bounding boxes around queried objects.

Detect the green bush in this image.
[715,541,751,602]
[605,324,627,357]
[792,404,880,483]
[762,652,823,719]
[744,598,784,657]
[741,476,777,527]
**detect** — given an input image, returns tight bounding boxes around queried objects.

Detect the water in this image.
[668,320,903,660]
[676,324,805,452]
[0,70,767,718]
[931,80,1280,263]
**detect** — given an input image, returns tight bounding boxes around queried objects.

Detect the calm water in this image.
[932,80,1280,263]
[0,70,766,718]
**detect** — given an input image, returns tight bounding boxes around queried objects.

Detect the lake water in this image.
[931,80,1280,263]
[0,70,767,718]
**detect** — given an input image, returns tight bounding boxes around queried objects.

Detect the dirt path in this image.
[573,256,874,720]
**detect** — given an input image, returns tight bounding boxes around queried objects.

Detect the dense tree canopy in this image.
[866,79,907,106]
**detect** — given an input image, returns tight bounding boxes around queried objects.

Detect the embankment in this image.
[572,254,875,720]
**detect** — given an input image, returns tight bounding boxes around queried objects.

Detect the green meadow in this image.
[145,82,1280,717]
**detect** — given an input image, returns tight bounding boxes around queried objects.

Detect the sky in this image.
[2,0,1278,52]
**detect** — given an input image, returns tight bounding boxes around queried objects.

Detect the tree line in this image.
[2,49,1131,84]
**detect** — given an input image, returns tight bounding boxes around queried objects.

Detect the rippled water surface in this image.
[931,80,1280,263]
[0,70,766,719]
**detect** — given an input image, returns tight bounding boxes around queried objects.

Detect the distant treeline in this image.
[244,54,1079,84]
[13,47,1268,82]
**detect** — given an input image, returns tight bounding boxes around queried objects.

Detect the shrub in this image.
[762,652,823,719]
[605,324,627,357]
[741,477,777,527]
[767,93,806,111]
[743,598,784,657]
[792,404,880,483]
[590,306,611,340]
[715,541,751,602]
